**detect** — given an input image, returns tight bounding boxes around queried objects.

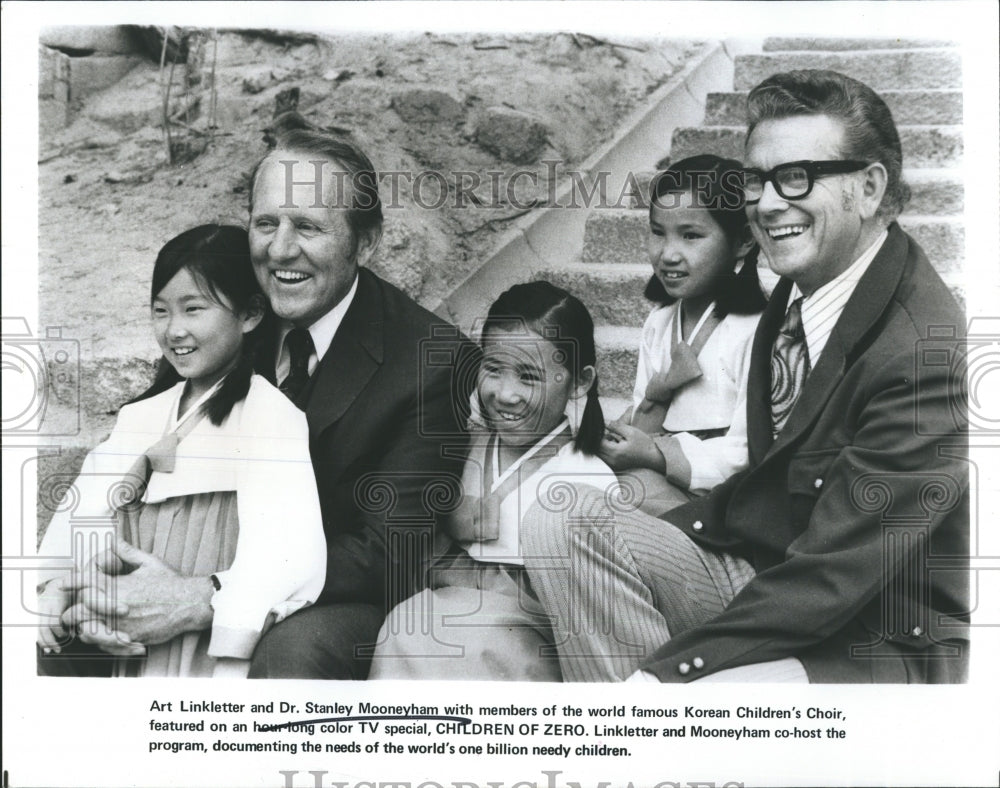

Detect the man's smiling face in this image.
[745,114,869,295]
[249,151,368,327]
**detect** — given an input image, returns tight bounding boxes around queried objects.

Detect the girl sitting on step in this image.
[369,281,617,681]
[600,154,767,516]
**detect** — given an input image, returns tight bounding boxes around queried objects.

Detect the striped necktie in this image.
[770,296,810,437]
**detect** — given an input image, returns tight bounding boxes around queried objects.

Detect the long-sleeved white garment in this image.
[38,374,326,660]
[632,303,761,493]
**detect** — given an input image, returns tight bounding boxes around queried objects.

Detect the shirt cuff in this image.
[207,626,260,660]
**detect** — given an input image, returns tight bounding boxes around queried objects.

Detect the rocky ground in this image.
[39,29,703,365]
[33,28,702,530]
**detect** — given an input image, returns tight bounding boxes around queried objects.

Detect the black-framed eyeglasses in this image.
[741,160,870,204]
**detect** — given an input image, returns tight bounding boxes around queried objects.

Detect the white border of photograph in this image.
[3,2,998,787]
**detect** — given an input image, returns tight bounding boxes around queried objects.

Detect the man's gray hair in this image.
[249,128,383,257]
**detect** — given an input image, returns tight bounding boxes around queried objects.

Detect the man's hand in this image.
[61,539,214,651]
[37,578,73,654]
[57,609,148,657]
[600,421,666,473]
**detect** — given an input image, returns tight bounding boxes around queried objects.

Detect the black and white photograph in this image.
[3,1,998,786]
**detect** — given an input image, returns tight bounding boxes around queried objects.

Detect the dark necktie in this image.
[279,328,314,403]
[770,296,810,437]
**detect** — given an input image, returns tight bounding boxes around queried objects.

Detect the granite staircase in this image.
[536,37,964,416]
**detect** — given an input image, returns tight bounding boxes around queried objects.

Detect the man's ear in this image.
[571,365,596,400]
[354,228,382,268]
[241,294,266,334]
[858,161,889,220]
[734,225,755,260]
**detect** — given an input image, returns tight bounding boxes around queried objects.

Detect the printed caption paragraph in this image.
[145,697,850,758]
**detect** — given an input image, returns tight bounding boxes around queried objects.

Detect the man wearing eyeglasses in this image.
[522,69,969,683]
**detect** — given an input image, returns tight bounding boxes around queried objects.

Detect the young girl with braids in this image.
[369,281,616,681]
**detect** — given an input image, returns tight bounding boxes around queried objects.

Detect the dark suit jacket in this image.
[643,224,970,683]
[262,268,478,609]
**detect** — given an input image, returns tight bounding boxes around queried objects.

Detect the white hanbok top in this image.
[633,303,761,492]
[38,374,326,661]
[460,420,617,566]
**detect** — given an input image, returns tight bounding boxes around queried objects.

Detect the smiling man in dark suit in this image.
[50,130,474,679]
[243,129,475,679]
[521,69,969,683]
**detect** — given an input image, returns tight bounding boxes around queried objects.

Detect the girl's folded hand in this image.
[599,423,664,472]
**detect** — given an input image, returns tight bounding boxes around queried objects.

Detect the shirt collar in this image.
[790,229,888,364]
[491,418,572,491]
[276,273,359,378]
[304,273,359,363]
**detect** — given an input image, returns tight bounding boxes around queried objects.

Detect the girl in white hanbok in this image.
[37,225,325,677]
[370,282,616,680]
[601,155,768,515]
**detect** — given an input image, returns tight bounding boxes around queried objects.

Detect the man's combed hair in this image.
[249,128,383,256]
[746,69,911,221]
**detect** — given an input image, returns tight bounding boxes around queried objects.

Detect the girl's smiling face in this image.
[648,190,747,308]
[478,328,588,448]
[152,267,261,400]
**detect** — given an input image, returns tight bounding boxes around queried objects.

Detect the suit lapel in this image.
[764,223,910,458]
[303,269,384,435]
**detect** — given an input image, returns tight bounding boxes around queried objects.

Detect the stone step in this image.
[536,263,652,326]
[762,37,955,52]
[900,216,964,276]
[900,169,965,215]
[627,168,963,215]
[582,210,652,265]
[669,125,963,168]
[582,209,964,275]
[704,89,963,126]
[733,48,962,91]
[594,326,642,399]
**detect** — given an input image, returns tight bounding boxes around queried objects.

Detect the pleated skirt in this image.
[115,492,239,677]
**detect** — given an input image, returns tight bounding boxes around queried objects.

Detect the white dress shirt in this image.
[791,230,888,367]
[275,273,359,382]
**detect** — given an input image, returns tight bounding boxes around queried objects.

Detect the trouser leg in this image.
[247,603,384,680]
[37,640,115,677]
[521,485,753,682]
